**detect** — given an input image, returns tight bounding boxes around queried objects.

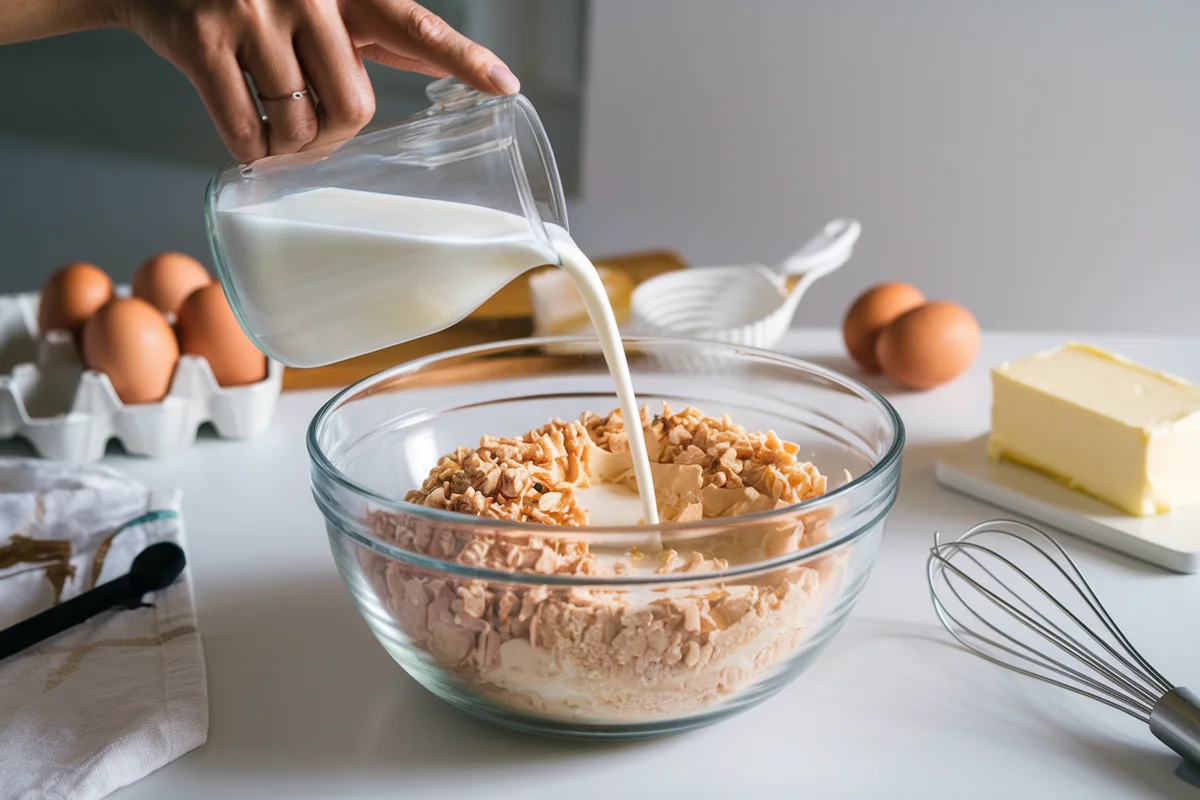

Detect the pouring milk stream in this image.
[207,79,660,524]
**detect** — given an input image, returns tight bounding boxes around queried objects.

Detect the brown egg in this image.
[174,284,267,387]
[842,282,926,372]
[876,301,981,390]
[38,262,114,339]
[82,298,180,404]
[132,252,212,316]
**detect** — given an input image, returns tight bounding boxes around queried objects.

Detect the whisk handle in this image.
[1150,687,1200,767]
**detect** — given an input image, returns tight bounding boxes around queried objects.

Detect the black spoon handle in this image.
[0,576,132,661]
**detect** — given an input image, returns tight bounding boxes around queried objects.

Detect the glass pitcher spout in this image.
[204,78,569,368]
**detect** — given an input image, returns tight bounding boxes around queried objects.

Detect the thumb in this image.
[351,0,519,95]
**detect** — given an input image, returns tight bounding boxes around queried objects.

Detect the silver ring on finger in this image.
[258,89,309,102]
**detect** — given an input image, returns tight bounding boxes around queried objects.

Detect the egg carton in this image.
[0,291,282,462]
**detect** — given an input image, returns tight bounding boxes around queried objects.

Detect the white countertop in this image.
[34,329,1197,800]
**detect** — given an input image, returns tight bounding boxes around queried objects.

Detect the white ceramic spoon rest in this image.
[630,219,861,348]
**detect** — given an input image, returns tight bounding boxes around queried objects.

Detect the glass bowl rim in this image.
[307,335,905,545]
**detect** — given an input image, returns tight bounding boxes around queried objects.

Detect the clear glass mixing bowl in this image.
[308,337,904,739]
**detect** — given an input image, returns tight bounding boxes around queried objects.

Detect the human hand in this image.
[120,0,520,163]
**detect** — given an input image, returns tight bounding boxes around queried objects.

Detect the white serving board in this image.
[935,434,1200,574]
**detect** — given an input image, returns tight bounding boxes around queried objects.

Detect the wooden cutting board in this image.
[281,249,687,390]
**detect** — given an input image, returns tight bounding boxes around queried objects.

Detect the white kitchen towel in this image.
[0,459,207,800]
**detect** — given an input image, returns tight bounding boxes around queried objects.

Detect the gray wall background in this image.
[2,1,1198,334]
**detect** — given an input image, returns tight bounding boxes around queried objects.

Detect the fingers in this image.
[168,0,513,166]
[353,0,519,95]
[357,43,446,79]
[241,35,320,156]
[295,9,376,150]
[184,50,267,164]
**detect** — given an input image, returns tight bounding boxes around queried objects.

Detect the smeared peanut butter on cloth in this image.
[0,534,74,604]
[363,405,848,724]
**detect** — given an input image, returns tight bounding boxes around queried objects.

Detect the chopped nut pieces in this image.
[365,405,847,723]
[405,404,827,527]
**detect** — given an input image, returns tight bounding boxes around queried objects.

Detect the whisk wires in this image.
[928,520,1172,722]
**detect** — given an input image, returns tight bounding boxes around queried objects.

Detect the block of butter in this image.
[529,266,637,336]
[987,343,1200,516]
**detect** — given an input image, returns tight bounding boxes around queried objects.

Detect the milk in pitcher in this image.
[218,188,661,525]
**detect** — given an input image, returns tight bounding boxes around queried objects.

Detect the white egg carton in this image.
[0,290,282,462]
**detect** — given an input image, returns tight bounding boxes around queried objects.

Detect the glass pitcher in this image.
[204,77,569,368]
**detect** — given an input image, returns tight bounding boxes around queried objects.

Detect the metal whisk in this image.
[927,519,1200,767]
